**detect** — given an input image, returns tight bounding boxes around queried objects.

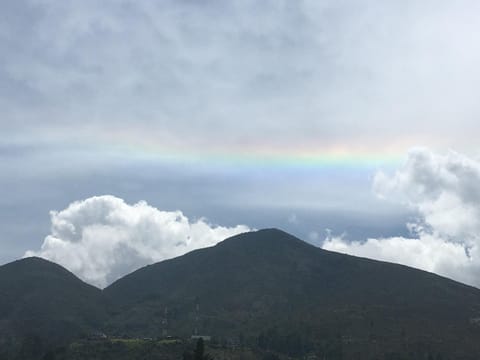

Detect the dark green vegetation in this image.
[2,229,480,359]
[61,338,186,360]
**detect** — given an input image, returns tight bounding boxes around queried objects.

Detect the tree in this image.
[194,338,212,360]
[42,350,56,360]
[194,338,205,360]
[262,352,280,360]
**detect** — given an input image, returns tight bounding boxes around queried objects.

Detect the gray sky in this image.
[2,0,480,287]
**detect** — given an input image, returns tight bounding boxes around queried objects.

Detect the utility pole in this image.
[194,297,200,336]
[162,306,168,337]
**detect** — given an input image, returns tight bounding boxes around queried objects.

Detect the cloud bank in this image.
[323,148,480,287]
[4,0,480,154]
[3,0,480,262]
[25,196,250,288]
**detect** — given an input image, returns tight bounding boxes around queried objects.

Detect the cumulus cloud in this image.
[25,195,250,288]
[323,148,480,287]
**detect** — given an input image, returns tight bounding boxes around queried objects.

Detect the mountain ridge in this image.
[108,228,479,292]
[3,228,480,359]
[102,228,480,359]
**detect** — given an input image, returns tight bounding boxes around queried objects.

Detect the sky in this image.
[2,0,480,288]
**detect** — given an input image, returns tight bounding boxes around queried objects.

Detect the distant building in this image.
[191,335,211,341]
[88,331,107,340]
[470,317,480,326]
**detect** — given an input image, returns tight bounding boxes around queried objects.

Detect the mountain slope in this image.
[105,228,480,358]
[0,257,107,358]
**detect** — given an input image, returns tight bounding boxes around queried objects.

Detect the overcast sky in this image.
[2,0,480,288]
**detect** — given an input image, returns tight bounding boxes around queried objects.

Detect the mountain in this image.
[3,229,480,359]
[105,229,480,359]
[0,257,107,358]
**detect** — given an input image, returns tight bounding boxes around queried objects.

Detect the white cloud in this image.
[323,148,480,287]
[25,195,250,288]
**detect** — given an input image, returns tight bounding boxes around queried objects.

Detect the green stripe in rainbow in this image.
[81,125,409,170]
[99,141,403,170]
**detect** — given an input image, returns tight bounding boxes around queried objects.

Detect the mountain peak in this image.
[0,256,86,282]
[2,256,64,273]
[9,256,56,267]
[216,228,313,251]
